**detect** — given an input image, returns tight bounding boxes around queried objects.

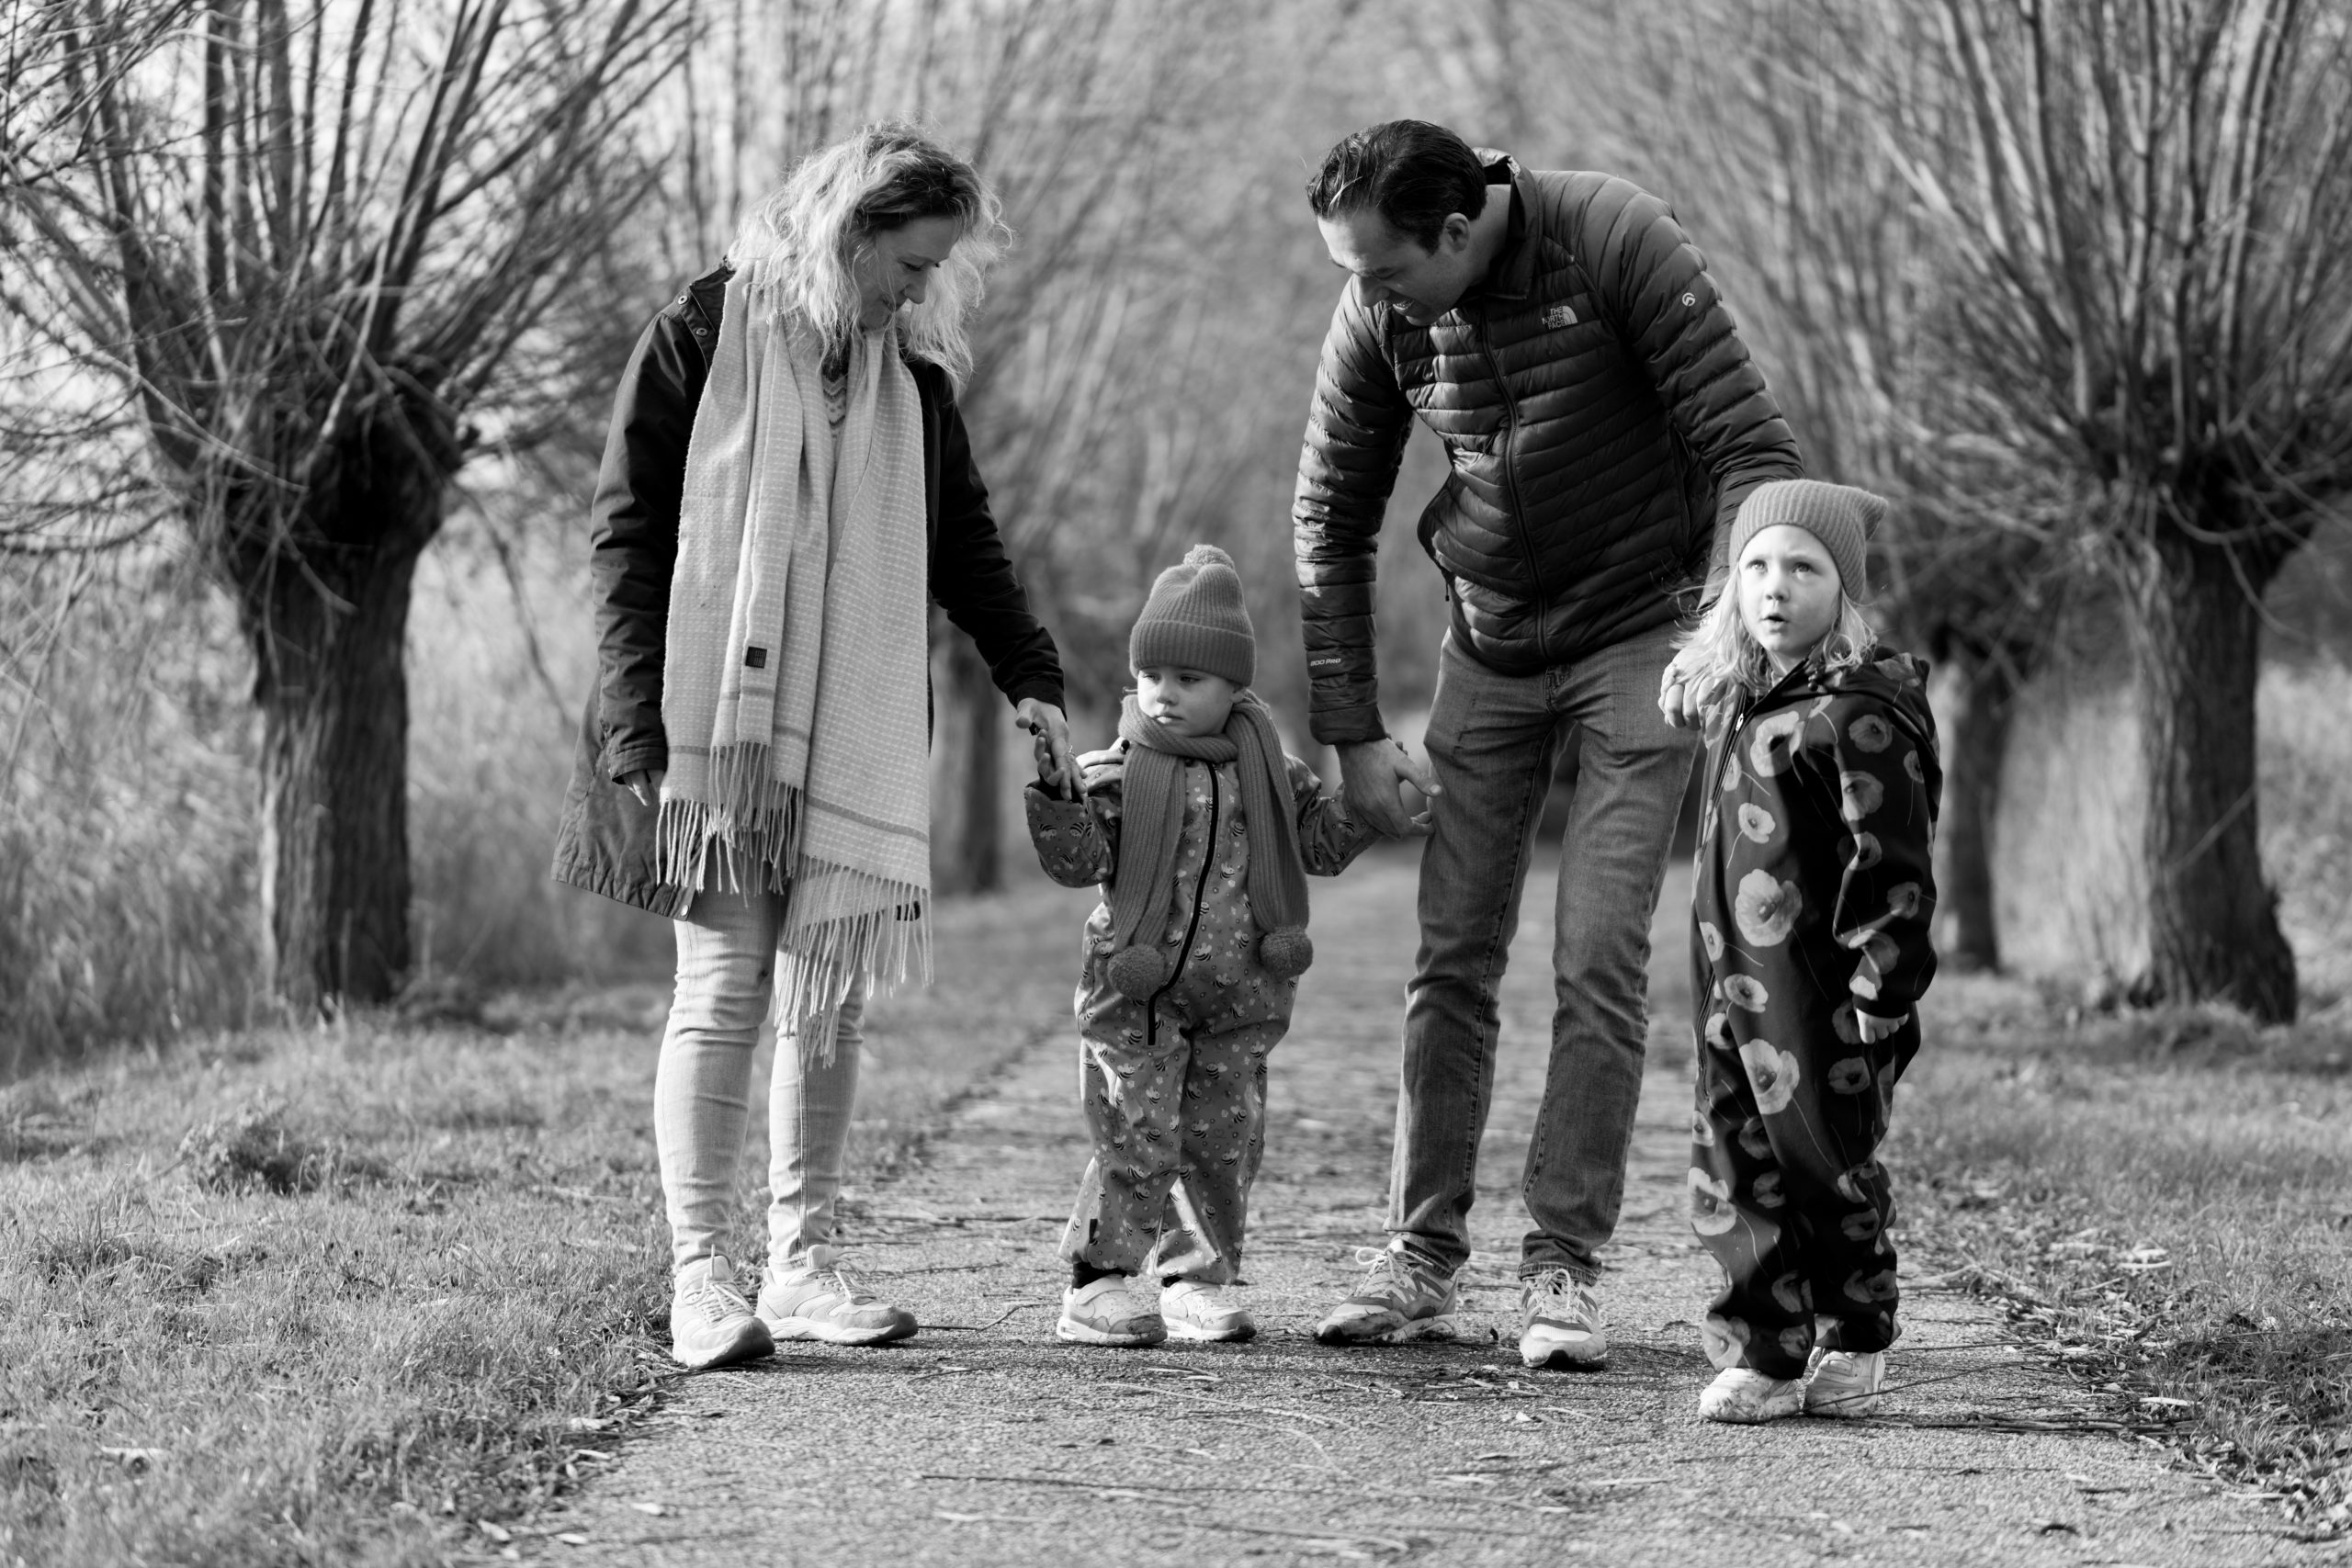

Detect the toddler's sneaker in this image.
[1161,1280,1256,1343]
[1519,1268,1609,1369]
[1803,1348,1888,1416]
[1698,1367,1805,1424]
[1313,1244,1459,1345]
[669,1254,774,1371]
[757,1251,917,1346]
[1057,1275,1167,1347]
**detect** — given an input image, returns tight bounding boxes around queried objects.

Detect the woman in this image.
[552,123,1073,1371]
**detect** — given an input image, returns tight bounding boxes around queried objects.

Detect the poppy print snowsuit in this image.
[1690,648,1941,1377]
[1026,749,1371,1283]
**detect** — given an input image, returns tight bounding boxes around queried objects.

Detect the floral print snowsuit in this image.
[1690,648,1941,1378]
[1026,748,1371,1283]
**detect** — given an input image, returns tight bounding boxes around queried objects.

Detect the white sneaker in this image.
[669,1254,774,1371]
[1057,1276,1166,1347]
[1698,1367,1804,1424]
[1804,1348,1888,1416]
[1519,1268,1609,1369]
[1160,1280,1256,1342]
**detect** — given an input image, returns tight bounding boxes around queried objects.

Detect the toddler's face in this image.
[1134,667,1239,739]
[1736,524,1844,674]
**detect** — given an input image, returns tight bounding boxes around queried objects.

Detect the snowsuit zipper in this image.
[1144,764,1221,1053]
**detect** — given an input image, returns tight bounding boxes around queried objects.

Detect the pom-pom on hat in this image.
[1130,544,1255,687]
[1729,479,1887,603]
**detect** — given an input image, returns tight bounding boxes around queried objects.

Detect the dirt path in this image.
[525,852,2300,1567]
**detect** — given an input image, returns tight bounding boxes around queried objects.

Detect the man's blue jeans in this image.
[1392,620,1698,1282]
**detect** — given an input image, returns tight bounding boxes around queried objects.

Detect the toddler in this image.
[1026,544,1372,1346]
[1679,479,1942,1423]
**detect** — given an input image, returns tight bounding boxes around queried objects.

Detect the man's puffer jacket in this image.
[1294,154,1804,744]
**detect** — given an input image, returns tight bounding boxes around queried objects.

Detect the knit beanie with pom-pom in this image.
[1130,544,1255,685]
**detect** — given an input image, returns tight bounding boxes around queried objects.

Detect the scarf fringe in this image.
[654,743,804,895]
[775,863,933,1063]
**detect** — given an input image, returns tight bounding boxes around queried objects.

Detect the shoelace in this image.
[1527,1269,1599,1321]
[682,1273,752,1324]
[812,1268,876,1307]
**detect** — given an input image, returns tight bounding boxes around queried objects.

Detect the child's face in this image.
[1736,525,1845,674]
[1134,666,1239,739]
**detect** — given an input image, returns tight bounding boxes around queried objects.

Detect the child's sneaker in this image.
[1313,1244,1459,1345]
[756,1252,917,1346]
[1057,1275,1167,1347]
[669,1254,775,1371]
[1803,1348,1888,1416]
[1161,1280,1256,1342]
[1698,1367,1805,1424]
[1519,1268,1609,1369]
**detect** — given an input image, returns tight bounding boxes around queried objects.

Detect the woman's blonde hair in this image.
[729,121,1008,386]
[1679,575,1879,720]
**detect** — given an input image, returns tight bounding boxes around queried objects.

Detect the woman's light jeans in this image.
[653,886,865,1276]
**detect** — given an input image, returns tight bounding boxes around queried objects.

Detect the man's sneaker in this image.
[1313,1245,1459,1345]
[1698,1367,1805,1424]
[669,1254,775,1371]
[1057,1275,1167,1347]
[756,1252,917,1346]
[1803,1348,1888,1416]
[1519,1268,1609,1369]
[1160,1280,1256,1343]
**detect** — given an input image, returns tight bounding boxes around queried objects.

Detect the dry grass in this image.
[0,876,1088,1568]
[1894,972,2352,1535]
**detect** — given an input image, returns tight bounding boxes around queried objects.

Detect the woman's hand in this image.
[621,769,664,807]
[1657,644,1709,729]
[1015,699,1075,797]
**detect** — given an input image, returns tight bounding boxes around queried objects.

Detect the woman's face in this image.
[853,214,963,330]
[1736,524,1844,674]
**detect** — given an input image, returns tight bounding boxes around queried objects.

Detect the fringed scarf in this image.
[1102,691,1314,998]
[656,273,933,1043]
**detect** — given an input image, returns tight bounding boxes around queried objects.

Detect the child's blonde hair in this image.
[1679,580,1879,720]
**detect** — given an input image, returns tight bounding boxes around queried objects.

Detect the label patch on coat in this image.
[1544,303,1578,329]
[743,646,768,670]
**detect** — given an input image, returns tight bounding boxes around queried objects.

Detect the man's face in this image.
[1317,208,1481,325]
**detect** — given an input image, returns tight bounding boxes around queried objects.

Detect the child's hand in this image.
[1855,1008,1909,1043]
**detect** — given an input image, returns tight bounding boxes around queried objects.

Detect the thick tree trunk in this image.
[1933,649,2015,973]
[935,635,1003,895]
[2129,528,2297,1022]
[234,422,447,1011]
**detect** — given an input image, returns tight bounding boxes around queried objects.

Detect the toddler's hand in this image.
[1855,1009,1909,1043]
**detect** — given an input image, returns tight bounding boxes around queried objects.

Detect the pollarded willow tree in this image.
[1824,0,2352,1021]
[0,0,691,1009]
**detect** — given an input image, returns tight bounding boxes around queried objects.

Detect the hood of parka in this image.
[1739,647,1939,773]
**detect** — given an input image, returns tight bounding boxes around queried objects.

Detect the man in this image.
[1295,119,1802,1367]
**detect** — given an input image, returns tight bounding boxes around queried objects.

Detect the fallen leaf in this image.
[628,1502,665,1517]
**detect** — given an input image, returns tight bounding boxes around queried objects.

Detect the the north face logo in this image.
[1544,303,1577,329]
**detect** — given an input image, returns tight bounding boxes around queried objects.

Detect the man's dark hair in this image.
[1306,120,1489,251]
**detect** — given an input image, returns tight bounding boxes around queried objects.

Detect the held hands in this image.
[620,768,664,807]
[1657,643,1710,730]
[1337,738,1441,838]
[1017,698,1076,799]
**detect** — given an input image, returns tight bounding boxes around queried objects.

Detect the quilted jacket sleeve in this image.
[1284,754,1376,876]
[587,306,707,784]
[1813,697,1939,1022]
[925,367,1066,711]
[1585,180,1804,598]
[1293,288,1415,746]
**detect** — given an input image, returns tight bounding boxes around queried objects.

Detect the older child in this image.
[1678,480,1941,1423]
[1025,545,1373,1346]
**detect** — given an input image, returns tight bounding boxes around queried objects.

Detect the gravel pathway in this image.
[526,852,2302,1566]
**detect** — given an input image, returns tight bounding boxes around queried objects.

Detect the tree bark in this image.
[2129,525,2298,1022]
[1932,649,2015,973]
[935,635,1004,896]
[235,422,447,1011]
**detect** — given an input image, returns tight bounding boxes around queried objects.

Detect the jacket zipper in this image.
[1477,308,1552,667]
[1145,763,1221,1052]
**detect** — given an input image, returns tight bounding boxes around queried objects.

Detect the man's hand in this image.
[1657,643,1709,729]
[620,768,665,807]
[1338,738,1440,838]
[1016,698,1075,798]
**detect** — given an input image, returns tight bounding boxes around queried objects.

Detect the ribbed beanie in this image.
[1130,544,1255,686]
[1729,479,1886,602]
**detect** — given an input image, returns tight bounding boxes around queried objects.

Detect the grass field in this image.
[0,879,1089,1568]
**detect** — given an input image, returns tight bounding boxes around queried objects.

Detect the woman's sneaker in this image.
[1313,1245,1459,1345]
[1160,1280,1256,1342]
[1519,1269,1609,1369]
[757,1253,917,1346]
[1698,1367,1805,1424]
[1057,1275,1167,1347]
[670,1254,775,1371]
[1803,1348,1888,1416]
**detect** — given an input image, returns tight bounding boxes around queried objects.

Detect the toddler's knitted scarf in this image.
[657,273,932,1040]
[1102,692,1313,998]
